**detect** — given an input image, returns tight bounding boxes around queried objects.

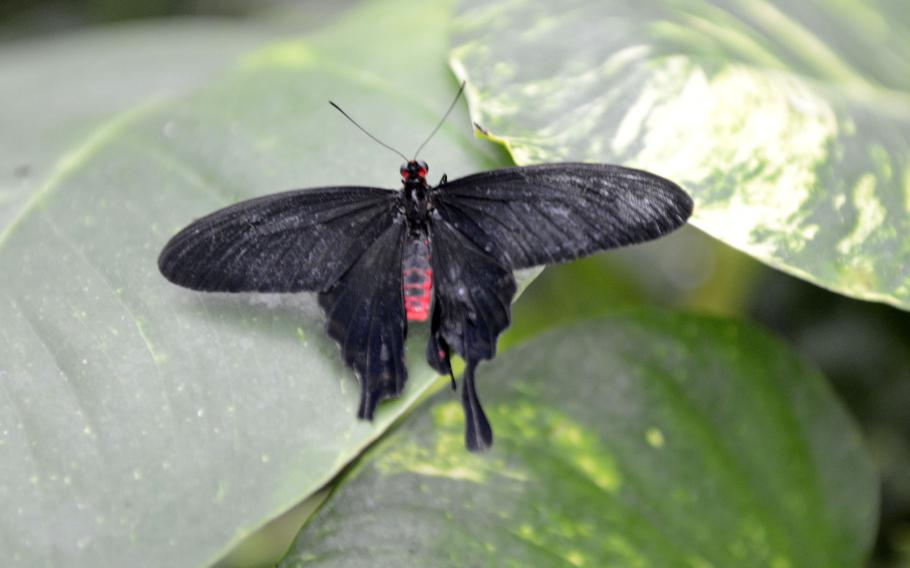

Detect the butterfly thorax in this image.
[400,159,433,226]
[402,180,431,225]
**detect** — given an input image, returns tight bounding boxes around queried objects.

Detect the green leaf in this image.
[282,312,878,567]
[0,0,511,566]
[0,20,281,230]
[449,0,910,311]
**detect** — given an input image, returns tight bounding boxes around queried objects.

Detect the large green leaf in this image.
[282,313,878,568]
[0,19,283,230]
[449,0,910,311]
[0,0,511,566]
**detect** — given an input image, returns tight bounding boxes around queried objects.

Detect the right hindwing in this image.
[427,215,516,365]
[426,213,517,451]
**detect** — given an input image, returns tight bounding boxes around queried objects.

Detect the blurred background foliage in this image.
[1,1,908,567]
[0,0,285,38]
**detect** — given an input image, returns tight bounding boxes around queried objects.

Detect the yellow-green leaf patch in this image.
[282,312,877,567]
[450,0,910,310]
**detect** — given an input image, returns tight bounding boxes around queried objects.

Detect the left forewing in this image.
[159,186,398,293]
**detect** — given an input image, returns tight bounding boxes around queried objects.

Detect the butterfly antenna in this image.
[329,101,409,162]
[412,81,466,160]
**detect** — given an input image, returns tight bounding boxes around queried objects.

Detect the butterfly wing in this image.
[428,163,692,451]
[318,216,409,420]
[159,186,409,420]
[158,186,398,292]
[431,163,693,269]
[428,214,517,451]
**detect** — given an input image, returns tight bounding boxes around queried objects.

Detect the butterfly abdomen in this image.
[402,237,432,322]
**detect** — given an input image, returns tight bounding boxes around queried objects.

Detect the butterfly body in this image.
[159,159,692,452]
[402,236,433,322]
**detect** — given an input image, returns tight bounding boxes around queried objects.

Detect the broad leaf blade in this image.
[0,20,287,231]
[282,313,878,567]
[450,0,910,310]
[0,0,510,566]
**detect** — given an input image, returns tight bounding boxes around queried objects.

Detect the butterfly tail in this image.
[357,382,378,420]
[462,359,493,452]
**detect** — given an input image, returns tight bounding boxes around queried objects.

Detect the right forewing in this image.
[433,163,693,270]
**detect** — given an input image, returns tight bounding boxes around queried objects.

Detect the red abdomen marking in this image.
[402,238,433,322]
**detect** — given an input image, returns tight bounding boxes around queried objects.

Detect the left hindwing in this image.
[432,163,693,270]
[318,216,408,421]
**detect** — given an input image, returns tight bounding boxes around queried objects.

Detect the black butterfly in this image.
[158,87,693,452]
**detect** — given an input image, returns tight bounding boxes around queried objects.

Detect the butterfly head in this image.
[400,160,429,184]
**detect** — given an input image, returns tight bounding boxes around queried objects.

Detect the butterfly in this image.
[157,84,693,452]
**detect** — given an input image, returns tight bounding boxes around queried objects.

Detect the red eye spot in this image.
[400,166,410,180]
[418,167,427,177]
